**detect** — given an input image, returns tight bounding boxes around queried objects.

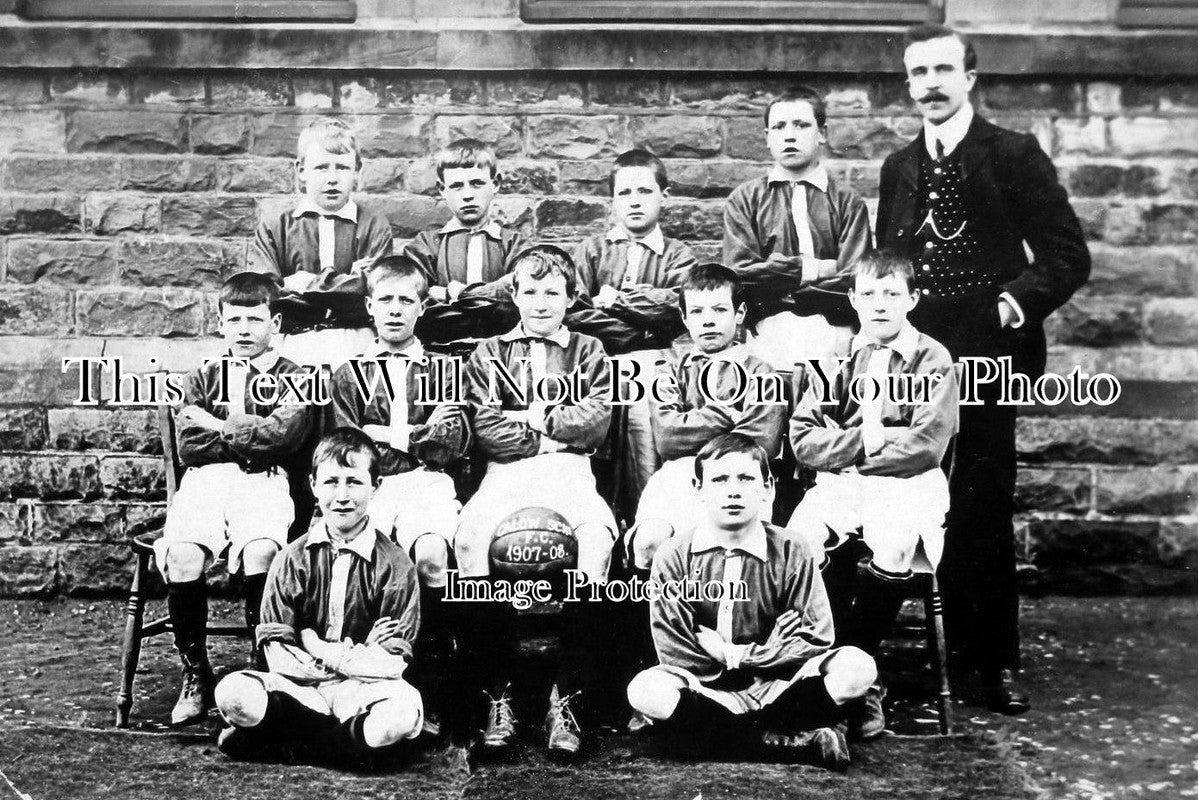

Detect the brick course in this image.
[0,68,1194,595]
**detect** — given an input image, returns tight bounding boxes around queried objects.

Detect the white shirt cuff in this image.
[999,292,1026,329]
[724,643,748,671]
[389,423,413,452]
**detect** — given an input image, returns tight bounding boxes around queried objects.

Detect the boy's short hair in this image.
[367,254,430,301]
[608,148,669,194]
[510,244,577,297]
[678,262,744,315]
[296,117,361,169]
[219,271,280,314]
[311,427,381,483]
[693,433,772,484]
[434,138,499,182]
[764,85,827,129]
[903,23,977,72]
[850,249,917,292]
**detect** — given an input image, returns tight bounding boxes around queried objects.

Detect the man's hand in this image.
[362,424,391,445]
[283,272,317,293]
[448,280,467,302]
[366,616,404,647]
[595,285,620,309]
[429,285,449,303]
[501,409,530,425]
[696,625,728,662]
[425,403,461,428]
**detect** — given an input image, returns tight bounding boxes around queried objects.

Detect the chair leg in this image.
[925,573,954,736]
[116,548,150,728]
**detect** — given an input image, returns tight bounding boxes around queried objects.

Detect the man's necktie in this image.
[935,138,946,162]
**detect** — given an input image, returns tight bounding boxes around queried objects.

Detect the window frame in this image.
[520,0,944,23]
[20,0,356,22]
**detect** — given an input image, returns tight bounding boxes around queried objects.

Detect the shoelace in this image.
[549,691,582,738]
[484,690,515,735]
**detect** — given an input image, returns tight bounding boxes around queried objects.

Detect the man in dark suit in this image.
[876,23,1090,714]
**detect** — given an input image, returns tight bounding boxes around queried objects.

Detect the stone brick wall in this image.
[0,67,1194,596]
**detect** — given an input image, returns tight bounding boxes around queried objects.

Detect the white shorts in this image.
[276,327,374,371]
[639,648,840,715]
[369,468,460,552]
[456,453,617,572]
[786,468,949,572]
[635,457,775,537]
[748,312,853,373]
[229,670,423,736]
[157,463,293,579]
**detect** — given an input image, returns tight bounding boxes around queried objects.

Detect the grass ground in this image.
[0,597,1194,799]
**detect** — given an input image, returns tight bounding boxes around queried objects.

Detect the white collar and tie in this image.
[293,198,359,272]
[441,217,503,285]
[851,324,920,455]
[768,164,829,258]
[605,225,666,289]
[305,521,376,641]
[363,339,425,451]
[923,101,975,161]
[224,348,281,414]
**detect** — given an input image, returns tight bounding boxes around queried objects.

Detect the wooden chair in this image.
[907,541,954,735]
[114,405,248,728]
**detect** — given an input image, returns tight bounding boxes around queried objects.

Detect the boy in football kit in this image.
[627,263,786,575]
[404,138,527,345]
[329,254,469,734]
[155,272,314,726]
[214,428,425,767]
[724,86,873,372]
[626,434,877,770]
[571,149,698,499]
[248,117,394,368]
[455,244,618,760]
[787,250,959,737]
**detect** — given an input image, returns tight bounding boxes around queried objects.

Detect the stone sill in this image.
[0,21,1197,75]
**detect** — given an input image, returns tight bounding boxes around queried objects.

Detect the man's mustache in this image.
[920,91,950,103]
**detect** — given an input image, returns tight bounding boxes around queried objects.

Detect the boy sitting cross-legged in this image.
[329,254,470,736]
[214,428,425,768]
[787,249,959,739]
[626,433,877,770]
[155,271,315,727]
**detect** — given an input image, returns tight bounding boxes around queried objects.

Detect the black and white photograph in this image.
[0,1,1194,797]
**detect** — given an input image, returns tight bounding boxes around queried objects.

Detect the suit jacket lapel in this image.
[895,135,921,191]
[959,114,997,182]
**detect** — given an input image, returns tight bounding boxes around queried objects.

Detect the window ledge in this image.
[0,21,1195,75]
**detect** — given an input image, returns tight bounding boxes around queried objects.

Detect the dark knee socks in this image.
[167,576,208,663]
[846,563,913,656]
[758,675,845,734]
[243,572,267,635]
[820,543,859,645]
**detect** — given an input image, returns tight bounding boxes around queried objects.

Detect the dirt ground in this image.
[0,597,1195,799]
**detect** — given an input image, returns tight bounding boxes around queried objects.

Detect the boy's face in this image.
[765,100,826,173]
[904,35,976,125]
[849,272,919,344]
[296,145,359,214]
[512,269,570,338]
[367,274,425,350]
[611,165,665,237]
[219,302,280,360]
[439,166,498,227]
[694,451,771,533]
[311,453,377,537]
[683,285,745,354]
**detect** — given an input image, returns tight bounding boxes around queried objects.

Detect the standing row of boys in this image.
[152,23,1089,773]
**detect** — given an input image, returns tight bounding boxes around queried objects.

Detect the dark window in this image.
[522,0,943,23]
[1118,0,1198,26]
[21,0,355,21]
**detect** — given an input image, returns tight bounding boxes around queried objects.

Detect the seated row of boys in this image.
[158,240,957,770]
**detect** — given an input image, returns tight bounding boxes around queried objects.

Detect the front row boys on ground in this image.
[329,255,471,736]
[214,428,425,766]
[626,433,877,771]
[455,244,618,761]
[787,250,960,737]
[157,272,315,727]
